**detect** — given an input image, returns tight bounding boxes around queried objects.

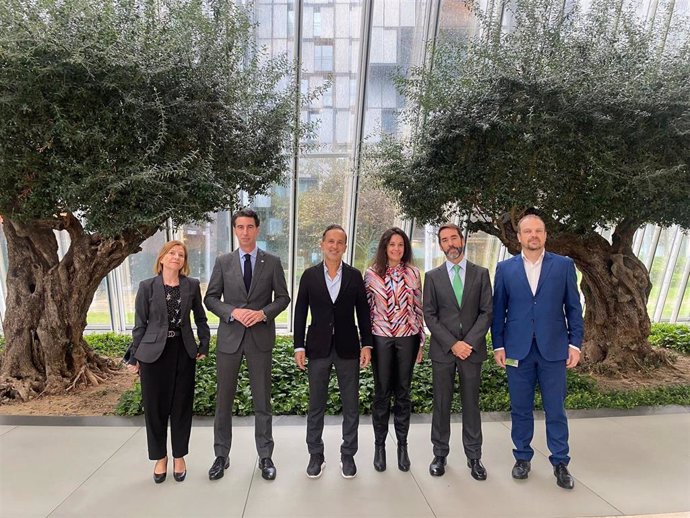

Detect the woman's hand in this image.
[126,362,140,374]
[416,346,424,364]
[196,353,206,361]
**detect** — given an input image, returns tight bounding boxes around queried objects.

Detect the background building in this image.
[0,0,688,333]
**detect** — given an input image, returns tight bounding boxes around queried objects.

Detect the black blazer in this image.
[293,262,373,360]
[130,275,211,364]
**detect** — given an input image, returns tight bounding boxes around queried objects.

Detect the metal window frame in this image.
[670,234,690,322]
[345,0,375,266]
[654,225,683,321]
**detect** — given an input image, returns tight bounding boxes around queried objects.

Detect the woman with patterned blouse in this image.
[364,227,425,472]
[127,240,210,483]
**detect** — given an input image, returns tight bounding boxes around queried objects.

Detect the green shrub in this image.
[650,323,690,355]
[115,334,690,416]
[85,332,131,357]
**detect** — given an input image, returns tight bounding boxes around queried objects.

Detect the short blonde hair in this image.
[154,240,190,277]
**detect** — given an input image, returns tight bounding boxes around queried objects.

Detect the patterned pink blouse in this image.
[364,263,425,346]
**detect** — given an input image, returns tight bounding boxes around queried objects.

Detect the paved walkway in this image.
[0,408,688,518]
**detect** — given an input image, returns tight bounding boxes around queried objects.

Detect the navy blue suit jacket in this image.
[491,252,584,361]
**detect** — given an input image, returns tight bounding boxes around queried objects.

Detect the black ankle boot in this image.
[373,444,386,472]
[397,443,410,471]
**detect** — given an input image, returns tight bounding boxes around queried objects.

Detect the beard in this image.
[443,245,464,260]
[525,239,543,250]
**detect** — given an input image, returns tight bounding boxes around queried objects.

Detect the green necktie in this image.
[452,264,464,306]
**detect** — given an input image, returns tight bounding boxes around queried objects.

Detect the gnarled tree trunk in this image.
[486,215,666,374]
[559,224,666,373]
[0,214,151,401]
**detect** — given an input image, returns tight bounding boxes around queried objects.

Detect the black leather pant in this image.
[371,335,418,445]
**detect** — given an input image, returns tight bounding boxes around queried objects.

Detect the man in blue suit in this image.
[491,214,584,489]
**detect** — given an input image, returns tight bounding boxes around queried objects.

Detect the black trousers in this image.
[431,358,483,459]
[371,335,418,445]
[306,346,360,456]
[139,336,196,460]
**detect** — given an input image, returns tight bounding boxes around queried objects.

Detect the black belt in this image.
[167,329,181,338]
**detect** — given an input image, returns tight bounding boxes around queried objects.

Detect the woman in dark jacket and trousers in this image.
[127,240,210,483]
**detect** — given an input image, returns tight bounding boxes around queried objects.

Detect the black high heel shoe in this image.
[153,457,168,484]
[173,457,187,482]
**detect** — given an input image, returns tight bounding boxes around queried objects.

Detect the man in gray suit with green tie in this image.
[204,209,290,481]
[423,223,493,480]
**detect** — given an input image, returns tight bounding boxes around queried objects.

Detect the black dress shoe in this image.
[511,460,531,479]
[397,443,411,472]
[373,445,386,472]
[554,463,575,489]
[153,457,167,484]
[209,456,229,480]
[467,459,487,481]
[259,458,277,480]
[306,453,325,478]
[429,455,446,477]
[173,458,186,482]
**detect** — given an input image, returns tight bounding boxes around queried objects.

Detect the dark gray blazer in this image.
[423,260,493,364]
[204,248,290,354]
[130,275,210,363]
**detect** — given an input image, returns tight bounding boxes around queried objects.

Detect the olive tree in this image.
[371,0,690,372]
[0,0,308,399]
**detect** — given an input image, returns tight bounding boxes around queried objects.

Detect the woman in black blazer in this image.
[127,240,210,483]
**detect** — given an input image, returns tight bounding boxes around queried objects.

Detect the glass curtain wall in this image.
[1,0,689,330]
[352,0,429,272]
[294,0,363,289]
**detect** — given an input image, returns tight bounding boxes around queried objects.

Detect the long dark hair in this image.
[371,227,413,278]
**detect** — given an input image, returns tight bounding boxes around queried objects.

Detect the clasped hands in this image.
[231,308,265,327]
[451,340,473,360]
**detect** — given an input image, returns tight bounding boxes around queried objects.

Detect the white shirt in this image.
[521,250,544,295]
[324,262,343,303]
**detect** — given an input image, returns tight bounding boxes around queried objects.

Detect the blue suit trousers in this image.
[506,340,570,466]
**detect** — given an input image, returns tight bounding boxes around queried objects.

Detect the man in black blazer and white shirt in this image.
[293,224,373,479]
[204,209,290,481]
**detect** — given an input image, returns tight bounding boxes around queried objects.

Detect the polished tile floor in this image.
[0,409,688,518]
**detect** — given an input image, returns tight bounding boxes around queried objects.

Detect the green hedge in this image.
[0,333,130,357]
[0,324,687,415]
[649,323,690,355]
[85,332,131,357]
[115,328,690,416]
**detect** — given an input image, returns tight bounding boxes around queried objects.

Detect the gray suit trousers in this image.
[431,358,483,459]
[214,343,274,459]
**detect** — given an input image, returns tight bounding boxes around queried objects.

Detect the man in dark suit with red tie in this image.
[492,213,584,489]
[293,224,372,479]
